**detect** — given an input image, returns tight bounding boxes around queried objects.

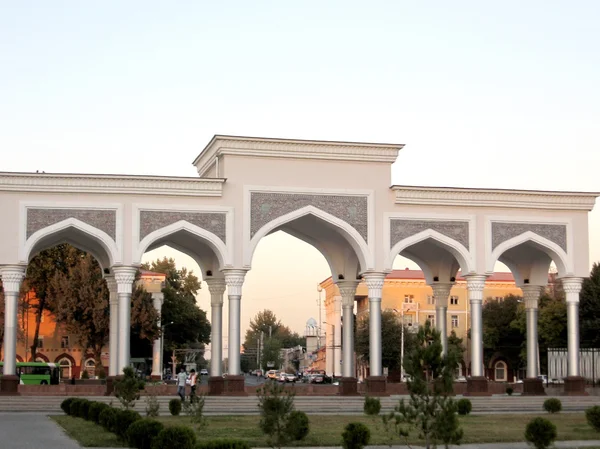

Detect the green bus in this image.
[0,362,60,385]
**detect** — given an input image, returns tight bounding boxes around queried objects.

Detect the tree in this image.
[482,295,522,372]
[130,286,161,359]
[391,321,463,449]
[355,310,416,375]
[261,337,283,371]
[580,263,600,348]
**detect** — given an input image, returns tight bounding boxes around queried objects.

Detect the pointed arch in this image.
[135,220,231,269]
[245,205,373,271]
[387,229,474,274]
[488,231,571,276]
[22,218,120,269]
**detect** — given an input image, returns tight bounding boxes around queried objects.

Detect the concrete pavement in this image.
[0,413,80,449]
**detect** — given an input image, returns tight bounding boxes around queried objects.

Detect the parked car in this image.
[267,370,279,380]
[200,369,208,376]
[284,373,297,383]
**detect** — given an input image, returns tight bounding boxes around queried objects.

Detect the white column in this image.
[363,272,386,377]
[431,283,453,357]
[0,265,26,376]
[224,269,246,376]
[151,292,164,378]
[105,275,119,377]
[206,278,226,377]
[113,266,137,374]
[465,275,486,378]
[562,277,583,377]
[337,281,359,378]
[522,285,543,379]
[333,295,342,377]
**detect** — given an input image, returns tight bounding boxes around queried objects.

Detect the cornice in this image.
[194,135,403,176]
[0,172,225,197]
[392,185,598,211]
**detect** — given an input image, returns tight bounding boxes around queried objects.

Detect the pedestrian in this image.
[189,369,197,403]
[176,368,187,401]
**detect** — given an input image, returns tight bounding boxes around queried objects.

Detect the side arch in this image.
[387,229,475,274]
[135,220,231,269]
[22,218,120,269]
[245,205,373,271]
[488,231,571,275]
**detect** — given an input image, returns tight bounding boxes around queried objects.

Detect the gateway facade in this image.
[0,135,596,394]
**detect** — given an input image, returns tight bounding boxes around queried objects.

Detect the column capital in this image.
[431,282,453,308]
[205,278,226,305]
[561,277,583,298]
[223,269,247,296]
[337,280,359,301]
[465,275,487,291]
[151,291,164,303]
[112,266,138,295]
[0,264,27,293]
[363,272,386,298]
[521,284,544,309]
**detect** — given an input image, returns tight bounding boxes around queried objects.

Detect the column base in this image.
[365,376,388,396]
[150,375,162,381]
[0,375,20,395]
[208,376,225,396]
[523,378,546,395]
[223,375,246,396]
[564,376,588,396]
[464,376,491,396]
[338,377,359,396]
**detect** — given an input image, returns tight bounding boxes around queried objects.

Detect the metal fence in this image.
[548,348,600,384]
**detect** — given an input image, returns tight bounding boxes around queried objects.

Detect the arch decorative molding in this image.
[54,353,77,365]
[492,222,567,252]
[140,210,227,243]
[390,219,470,250]
[27,208,116,240]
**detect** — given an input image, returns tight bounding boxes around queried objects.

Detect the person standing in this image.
[189,369,197,402]
[176,368,187,401]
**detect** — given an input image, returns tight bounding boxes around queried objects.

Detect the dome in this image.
[306,318,318,327]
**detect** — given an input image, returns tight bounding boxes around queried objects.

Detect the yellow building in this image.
[320,269,522,380]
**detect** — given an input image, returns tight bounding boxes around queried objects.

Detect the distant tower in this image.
[305,318,319,354]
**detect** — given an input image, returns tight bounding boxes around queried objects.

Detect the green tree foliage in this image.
[114,367,144,409]
[355,309,416,373]
[392,321,463,449]
[580,263,600,348]
[256,381,296,448]
[142,258,211,362]
[130,285,161,359]
[482,294,522,371]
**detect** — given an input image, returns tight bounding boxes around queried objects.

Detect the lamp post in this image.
[160,321,174,380]
[323,321,335,377]
[317,285,323,350]
[393,307,413,381]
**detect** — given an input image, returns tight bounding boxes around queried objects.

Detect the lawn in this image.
[52,413,600,448]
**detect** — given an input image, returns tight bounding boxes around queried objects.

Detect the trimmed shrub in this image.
[115,409,142,440]
[457,398,472,416]
[127,418,165,449]
[81,369,90,379]
[524,417,557,449]
[88,402,110,424]
[586,406,600,432]
[152,426,196,449]
[543,398,562,414]
[99,407,119,432]
[195,440,250,449]
[69,398,84,418]
[61,397,76,415]
[341,422,371,449]
[363,396,381,416]
[169,398,182,416]
[506,387,514,396]
[79,399,91,420]
[285,410,310,441]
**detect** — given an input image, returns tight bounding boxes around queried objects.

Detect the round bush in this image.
[78,399,91,420]
[457,398,472,416]
[152,426,196,449]
[341,422,371,449]
[61,397,76,415]
[127,418,165,449]
[115,409,142,440]
[169,398,182,416]
[286,410,310,441]
[525,417,557,449]
[506,387,514,396]
[99,407,119,432]
[69,398,84,418]
[586,406,600,432]
[88,402,110,424]
[363,396,381,416]
[543,398,562,414]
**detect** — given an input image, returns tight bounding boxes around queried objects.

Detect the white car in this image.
[200,369,208,375]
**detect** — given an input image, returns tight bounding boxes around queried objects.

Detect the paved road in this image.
[0,413,80,449]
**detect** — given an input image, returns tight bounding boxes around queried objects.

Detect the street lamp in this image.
[160,321,174,380]
[392,307,413,381]
[323,321,335,377]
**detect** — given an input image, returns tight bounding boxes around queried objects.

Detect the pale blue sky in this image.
[2,2,599,338]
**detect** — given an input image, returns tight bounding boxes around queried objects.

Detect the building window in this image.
[404,295,414,304]
[451,315,459,328]
[84,358,96,377]
[403,315,414,327]
[494,360,507,381]
[61,336,70,349]
[58,358,72,379]
[427,314,435,326]
[427,295,434,305]
[37,337,44,349]
[450,296,459,305]
[495,296,503,301]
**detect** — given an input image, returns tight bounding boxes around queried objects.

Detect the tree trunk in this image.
[30,298,46,361]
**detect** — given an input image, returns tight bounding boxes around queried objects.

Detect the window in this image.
[404,295,414,304]
[58,358,72,379]
[494,361,507,381]
[427,295,434,305]
[403,315,413,326]
[451,315,459,328]
[84,358,96,377]
[495,296,503,301]
[450,296,459,305]
[37,337,44,349]
[60,336,70,349]
[427,314,435,326]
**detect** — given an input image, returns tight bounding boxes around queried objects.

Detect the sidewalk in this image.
[0,413,80,449]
